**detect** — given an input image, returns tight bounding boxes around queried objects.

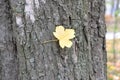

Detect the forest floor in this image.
[106,39,120,80]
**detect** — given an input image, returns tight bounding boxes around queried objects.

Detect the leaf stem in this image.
[42,39,58,44]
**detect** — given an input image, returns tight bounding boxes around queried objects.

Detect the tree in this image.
[0,0,107,80]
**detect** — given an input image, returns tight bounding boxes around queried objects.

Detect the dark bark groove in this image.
[0,0,18,80]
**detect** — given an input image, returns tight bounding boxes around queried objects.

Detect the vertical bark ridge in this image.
[0,0,18,80]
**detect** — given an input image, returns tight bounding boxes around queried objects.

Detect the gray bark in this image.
[0,0,107,80]
[0,0,18,80]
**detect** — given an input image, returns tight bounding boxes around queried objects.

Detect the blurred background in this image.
[105,0,120,80]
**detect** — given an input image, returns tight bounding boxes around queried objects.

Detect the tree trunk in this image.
[0,0,107,80]
[0,0,18,80]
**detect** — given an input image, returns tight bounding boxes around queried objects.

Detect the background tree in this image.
[0,0,107,80]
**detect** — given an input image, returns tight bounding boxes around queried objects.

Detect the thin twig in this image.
[42,39,58,44]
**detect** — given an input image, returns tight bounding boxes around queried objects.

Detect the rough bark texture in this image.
[0,0,18,80]
[0,0,107,80]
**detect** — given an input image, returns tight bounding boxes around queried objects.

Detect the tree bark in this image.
[0,0,107,80]
[0,0,18,80]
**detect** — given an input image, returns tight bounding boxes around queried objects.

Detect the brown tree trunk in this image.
[0,0,107,80]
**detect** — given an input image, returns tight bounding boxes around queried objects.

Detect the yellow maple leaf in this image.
[53,26,75,48]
